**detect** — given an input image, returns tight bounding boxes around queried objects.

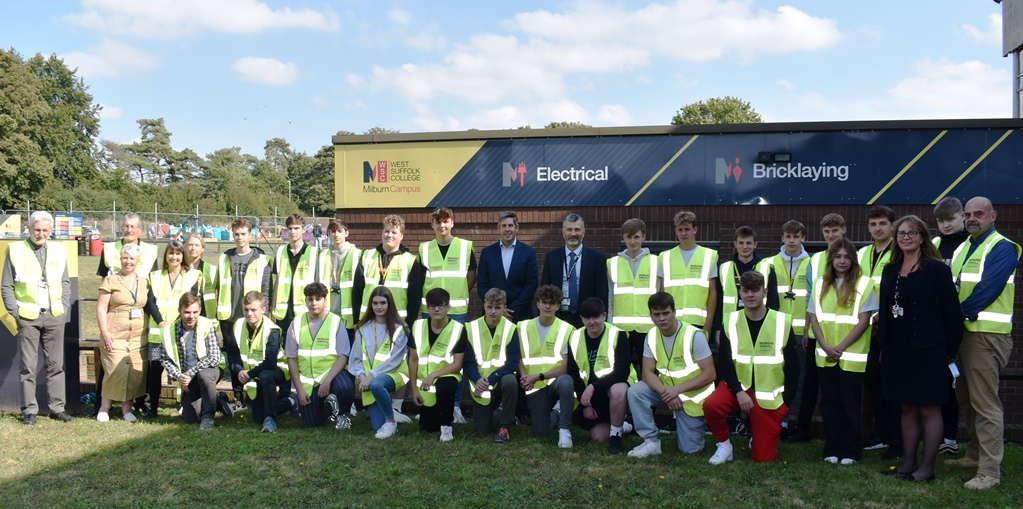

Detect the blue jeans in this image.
[367,375,396,431]
[627,380,706,454]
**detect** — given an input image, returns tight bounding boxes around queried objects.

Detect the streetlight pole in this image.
[288,180,292,202]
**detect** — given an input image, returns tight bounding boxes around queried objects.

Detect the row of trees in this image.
[0,48,762,216]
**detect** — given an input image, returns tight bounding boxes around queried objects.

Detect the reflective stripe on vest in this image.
[8,240,66,319]
[660,246,717,326]
[318,246,361,328]
[768,255,809,335]
[356,324,409,405]
[950,231,1021,334]
[467,317,514,405]
[568,324,622,385]
[518,318,573,394]
[147,269,201,341]
[608,255,656,332]
[726,310,789,410]
[232,316,284,400]
[198,262,218,319]
[857,243,891,293]
[103,241,159,280]
[813,275,872,372]
[419,238,473,315]
[160,317,216,400]
[360,250,416,319]
[413,318,463,407]
[294,312,342,395]
[216,252,270,320]
[646,323,713,417]
[273,244,319,320]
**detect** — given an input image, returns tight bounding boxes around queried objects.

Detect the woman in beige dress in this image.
[96,243,150,422]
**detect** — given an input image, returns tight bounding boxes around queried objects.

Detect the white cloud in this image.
[963,14,1001,46]
[231,57,300,86]
[388,8,412,26]
[310,96,328,107]
[885,58,1010,118]
[98,103,122,120]
[775,79,795,91]
[60,39,158,78]
[64,0,340,39]
[597,104,632,124]
[405,33,447,52]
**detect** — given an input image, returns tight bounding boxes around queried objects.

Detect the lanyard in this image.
[247,320,264,351]
[564,251,581,279]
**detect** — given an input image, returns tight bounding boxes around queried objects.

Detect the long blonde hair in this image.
[821,237,861,308]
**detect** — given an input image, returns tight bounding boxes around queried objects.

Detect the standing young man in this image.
[607,218,657,373]
[541,213,608,329]
[273,213,319,335]
[2,211,74,424]
[318,220,361,337]
[419,207,476,322]
[463,288,521,442]
[705,271,791,464]
[932,197,969,455]
[627,291,716,458]
[518,285,577,447]
[285,283,356,430]
[659,211,718,337]
[409,288,467,442]
[477,211,538,323]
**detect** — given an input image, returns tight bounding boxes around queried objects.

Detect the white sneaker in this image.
[622,421,634,434]
[375,422,397,439]
[452,407,466,424]
[628,439,662,458]
[392,410,413,424]
[96,411,110,422]
[440,425,454,442]
[558,428,573,449]
[350,403,358,417]
[709,441,734,465]
[824,456,839,464]
[840,458,857,465]
[122,412,137,423]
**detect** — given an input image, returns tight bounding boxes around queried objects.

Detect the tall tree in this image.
[545,121,592,129]
[363,126,400,135]
[0,49,51,210]
[672,96,763,125]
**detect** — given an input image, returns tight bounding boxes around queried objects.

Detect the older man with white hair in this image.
[2,211,73,425]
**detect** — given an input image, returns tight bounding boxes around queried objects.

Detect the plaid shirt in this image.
[150,319,221,380]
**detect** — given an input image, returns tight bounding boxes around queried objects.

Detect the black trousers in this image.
[819,367,863,461]
[181,367,221,423]
[795,343,820,433]
[471,374,519,434]
[298,370,356,428]
[249,367,291,424]
[419,376,458,432]
[864,335,889,440]
[782,331,802,408]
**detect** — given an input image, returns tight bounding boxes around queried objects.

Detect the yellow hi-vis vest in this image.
[318,246,362,329]
[412,318,463,407]
[568,323,623,385]
[293,312,343,395]
[518,317,574,395]
[766,255,809,335]
[355,324,409,405]
[8,240,66,319]
[419,238,473,315]
[813,275,872,372]
[467,316,515,405]
[273,244,319,320]
[951,231,1021,334]
[147,268,201,342]
[160,317,216,377]
[806,250,828,339]
[232,316,287,400]
[720,259,769,317]
[216,251,270,320]
[103,240,159,279]
[660,245,718,326]
[647,323,714,417]
[360,250,418,319]
[725,310,789,410]
[857,243,892,293]
[196,261,218,319]
[608,254,656,332]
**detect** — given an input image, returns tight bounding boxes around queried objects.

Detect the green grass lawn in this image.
[38,251,1018,508]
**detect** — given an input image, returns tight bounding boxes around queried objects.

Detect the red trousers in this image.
[704,382,787,462]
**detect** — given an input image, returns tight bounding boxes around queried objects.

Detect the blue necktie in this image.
[568,251,579,314]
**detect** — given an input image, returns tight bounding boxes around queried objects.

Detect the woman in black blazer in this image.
[877,215,963,482]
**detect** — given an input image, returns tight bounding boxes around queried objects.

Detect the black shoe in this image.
[142,410,157,421]
[881,447,904,461]
[216,395,235,419]
[782,429,810,443]
[863,435,887,451]
[49,412,74,422]
[609,435,625,455]
[22,414,37,425]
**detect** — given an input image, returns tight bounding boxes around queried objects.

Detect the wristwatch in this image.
[538,372,546,381]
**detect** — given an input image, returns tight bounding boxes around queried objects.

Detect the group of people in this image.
[2,197,1017,492]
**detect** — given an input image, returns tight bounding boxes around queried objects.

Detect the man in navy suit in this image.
[541,213,609,328]
[478,211,538,323]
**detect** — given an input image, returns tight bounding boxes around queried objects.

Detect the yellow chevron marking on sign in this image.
[868,130,947,205]
[626,135,700,207]
[932,129,1014,205]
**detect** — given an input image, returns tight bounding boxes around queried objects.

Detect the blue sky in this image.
[1,0,1012,159]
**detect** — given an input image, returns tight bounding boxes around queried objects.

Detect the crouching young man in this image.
[285,283,356,430]
[233,291,293,433]
[567,297,632,454]
[151,293,222,430]
[464,288,521,443]
[627,291,716,457]
[704,271,790,464]
[409,288,467,442]
[518,285,577,448]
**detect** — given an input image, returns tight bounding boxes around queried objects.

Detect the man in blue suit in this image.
[541,213,609,328]
[478,211,538,323]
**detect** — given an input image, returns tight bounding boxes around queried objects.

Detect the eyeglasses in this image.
[427,304,449,311]
[896,231,920,239]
